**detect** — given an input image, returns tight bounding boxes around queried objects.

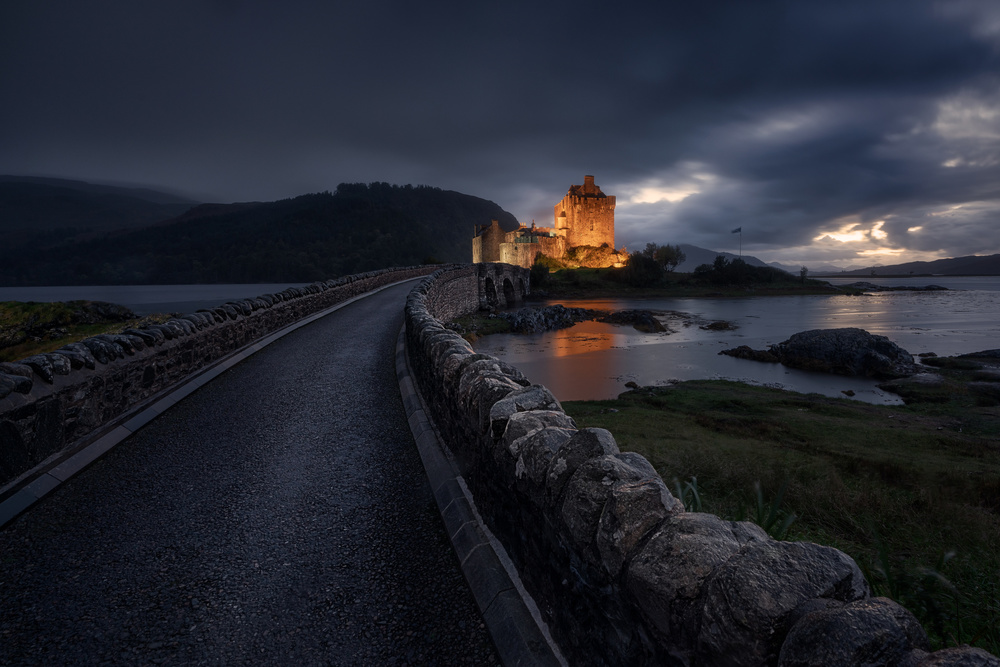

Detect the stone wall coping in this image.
[395,324,566,667]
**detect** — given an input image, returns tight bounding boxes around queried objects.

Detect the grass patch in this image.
[0,300,172,362]
[564,380,1000,653]
[446,313,512,343]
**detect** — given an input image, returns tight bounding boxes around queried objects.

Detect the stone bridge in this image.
[480,262,529,310]
[0,263,995,666]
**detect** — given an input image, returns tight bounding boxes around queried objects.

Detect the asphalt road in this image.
[0,281,499,666]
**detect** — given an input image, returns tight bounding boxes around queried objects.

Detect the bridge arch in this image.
[502,278,516,305]
[476,263,529,311]
[483,277,499,309]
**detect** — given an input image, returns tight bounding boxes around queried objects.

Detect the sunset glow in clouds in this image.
[2,1,1000,268]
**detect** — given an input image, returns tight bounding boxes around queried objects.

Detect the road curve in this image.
[0,281,498,665]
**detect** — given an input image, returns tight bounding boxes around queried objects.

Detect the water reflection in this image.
[474,290,1000,405]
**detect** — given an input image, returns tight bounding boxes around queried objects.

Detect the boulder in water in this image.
[770,328,917,379]
[721,328,917,379]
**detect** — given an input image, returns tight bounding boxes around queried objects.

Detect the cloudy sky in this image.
[3,1,1000,268]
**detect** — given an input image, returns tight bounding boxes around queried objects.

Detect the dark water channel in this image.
[0,283,311,315]
[473,283,1000,404]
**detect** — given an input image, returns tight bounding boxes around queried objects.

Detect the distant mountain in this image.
[0,176,199,236]
[769,261,853,275]
[0,181,518,285]
[0,175,198,205]
[825,254,1000,276]
[675,244,782,273]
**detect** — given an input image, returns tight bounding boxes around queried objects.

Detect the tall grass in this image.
[564,380,1000,653]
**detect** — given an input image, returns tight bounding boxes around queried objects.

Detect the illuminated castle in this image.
[472,175,624,268]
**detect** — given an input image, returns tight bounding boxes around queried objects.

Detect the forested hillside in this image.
[0,176,197,248]
[0,182,518,285]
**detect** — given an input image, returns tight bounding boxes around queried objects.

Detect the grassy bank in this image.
[532,267,856,299]
[563,378,1000,653]
[0,301,170,362]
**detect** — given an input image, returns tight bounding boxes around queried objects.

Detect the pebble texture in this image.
[405,266,1000,667]
[0,281,497,665]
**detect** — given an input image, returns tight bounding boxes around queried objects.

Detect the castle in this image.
[472,175,626,269]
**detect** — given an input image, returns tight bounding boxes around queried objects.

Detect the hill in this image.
[674,244,780,273]
[0,176,198,235]
[825,254,1000,276]
[0,182,518,285]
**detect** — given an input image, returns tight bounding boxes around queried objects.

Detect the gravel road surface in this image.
[0,281,499,665]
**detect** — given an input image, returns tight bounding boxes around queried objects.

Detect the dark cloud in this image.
[2,0,999,265]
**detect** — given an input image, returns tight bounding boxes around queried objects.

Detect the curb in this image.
[0,278,418,530]
[395,326,566,667]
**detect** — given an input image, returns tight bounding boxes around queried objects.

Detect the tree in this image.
[800,266,808,283]
[530,254,550,287]
[621,249,663,286]
[655,244,687,272]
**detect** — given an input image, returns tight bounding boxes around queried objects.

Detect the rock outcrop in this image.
[721,327,917,379]
[499,305,667,334]
[500,304,599,333]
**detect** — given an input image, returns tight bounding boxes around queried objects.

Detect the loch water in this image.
[472,276,1000,404]
[0,283,310,316]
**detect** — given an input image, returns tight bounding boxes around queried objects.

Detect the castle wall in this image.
[497,236,566,268]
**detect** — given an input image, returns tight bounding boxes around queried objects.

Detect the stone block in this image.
[501,411,576,459]
[0,362,33,378]
[19,355,56,383]
[545,427,620,507]
[457,369,522,435]
[778,597,928,666]
[559,453,661,563]
[917,647,1000,666]
[698,539,870,666]
[596,476,682,577]
[511,426,575,506]
[627,512,752,651]
[489,385,564,439]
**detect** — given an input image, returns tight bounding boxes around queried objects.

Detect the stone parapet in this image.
[405,267,998,666]
[0,266,438,490]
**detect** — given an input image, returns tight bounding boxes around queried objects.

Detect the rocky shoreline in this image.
[837,281,949,292]
[450,304,736,338]
[718,327,1000,405]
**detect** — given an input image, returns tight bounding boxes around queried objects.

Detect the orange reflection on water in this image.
[539,322,622,398]
[551,322,616,357]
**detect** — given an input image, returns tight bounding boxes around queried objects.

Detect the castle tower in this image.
[553,174,616,248]
[472,219,503,263]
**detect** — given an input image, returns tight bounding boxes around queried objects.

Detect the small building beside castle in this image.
[472,175,626,269]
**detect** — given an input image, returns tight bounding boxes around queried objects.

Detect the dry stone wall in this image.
[0,266,437,489]
[405,267,998,667]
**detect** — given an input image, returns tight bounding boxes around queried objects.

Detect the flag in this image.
[731,227,742,234]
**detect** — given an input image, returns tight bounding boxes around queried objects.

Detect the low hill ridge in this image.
[0,181,518,285]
